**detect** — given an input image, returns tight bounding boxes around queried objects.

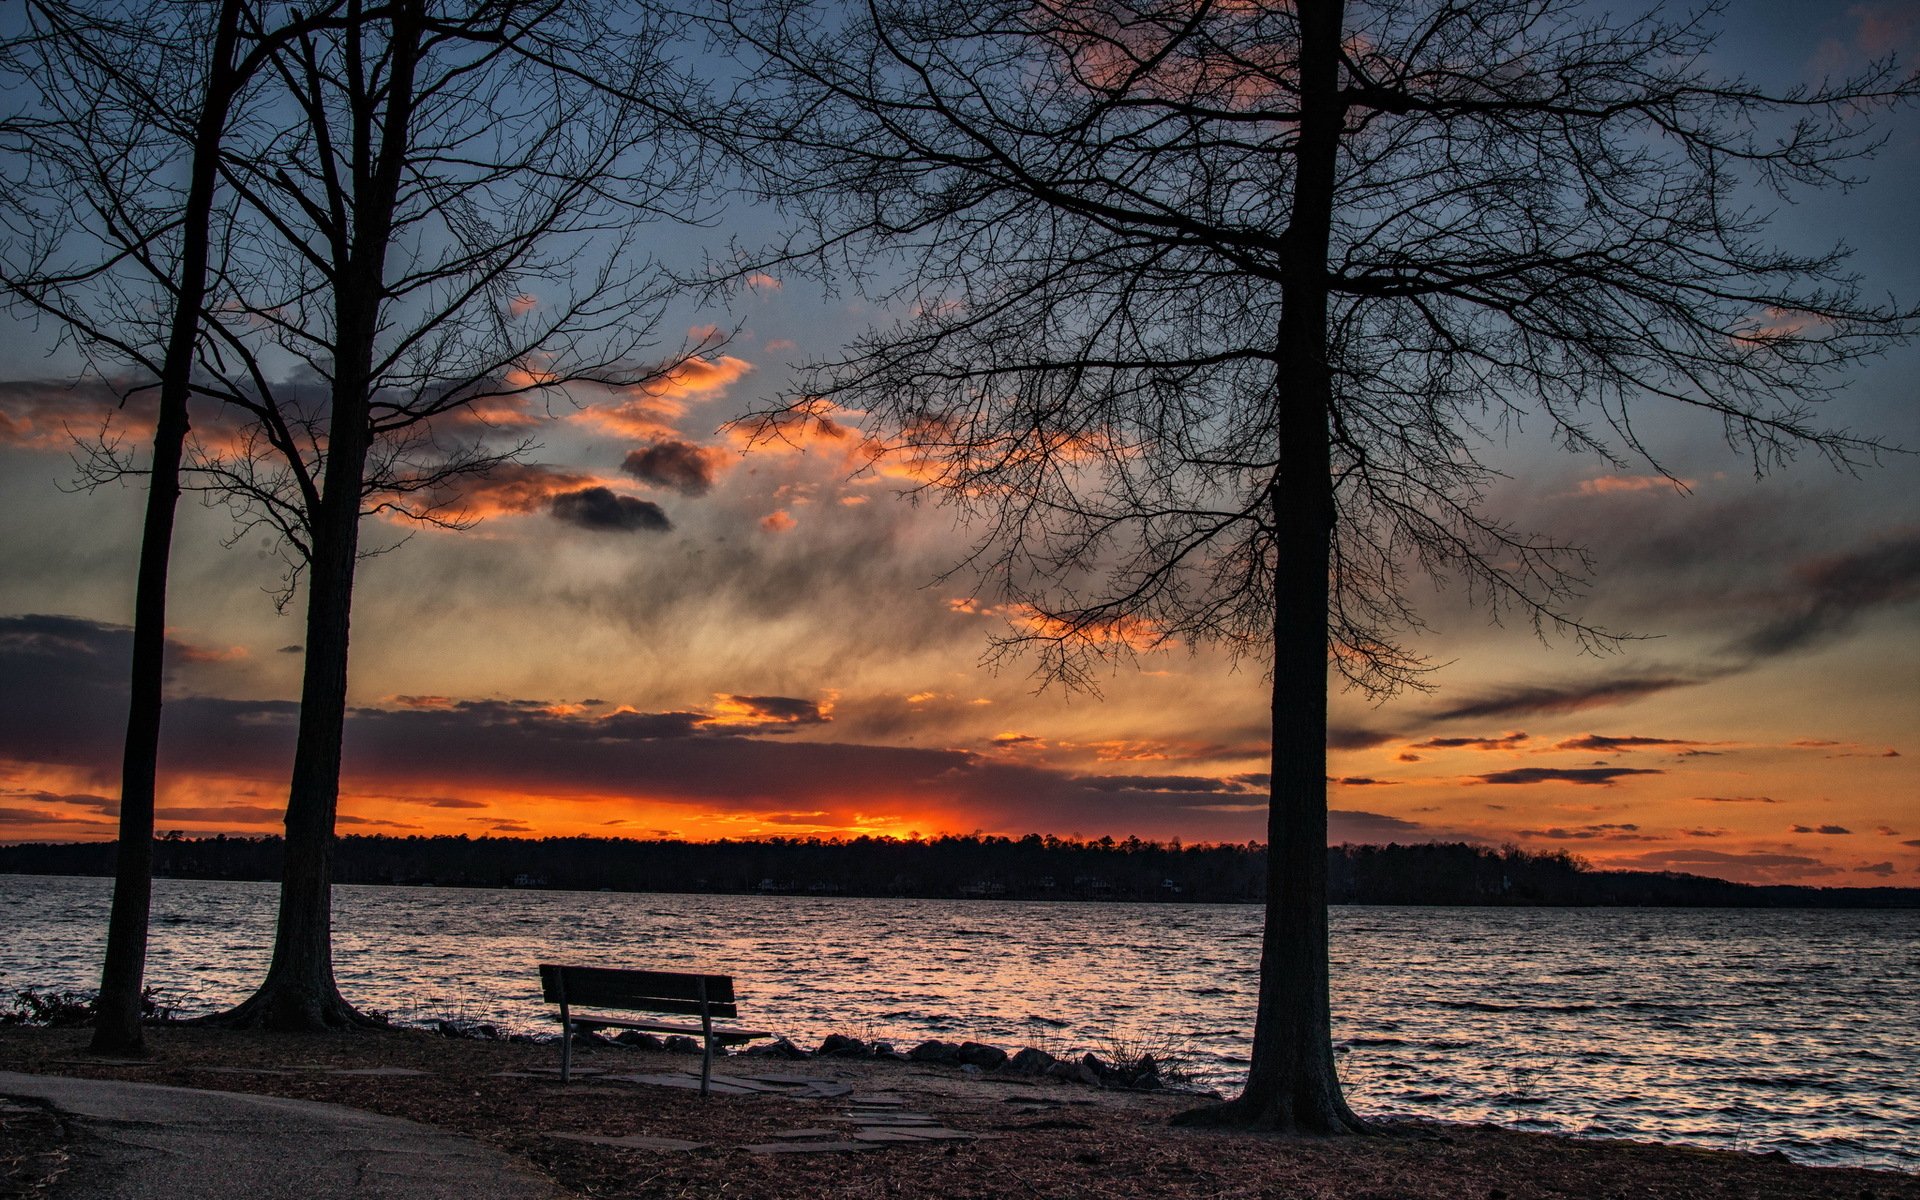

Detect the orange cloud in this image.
[760,510,797,533]
[169,640,249,665]
[1008,605,1171,652]
[574,355,754,438]
[436,463,605,521]
[647,355,754,400]
[0,380,146,450]
[506,294,539,318]
[700,693,833,729]
[1573,475,1691,496]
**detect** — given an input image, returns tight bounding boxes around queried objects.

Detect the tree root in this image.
[194,983,383,1033]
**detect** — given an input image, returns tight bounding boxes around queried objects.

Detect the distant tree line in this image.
[2,834,1912,908]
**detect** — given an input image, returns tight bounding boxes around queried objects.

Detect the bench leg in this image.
[700,1012,713,1096]
[561,1017,573,1084]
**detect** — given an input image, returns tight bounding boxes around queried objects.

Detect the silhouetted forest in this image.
[1,834,1912,907]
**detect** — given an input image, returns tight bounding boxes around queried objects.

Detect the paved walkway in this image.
[0,1071,561,1200]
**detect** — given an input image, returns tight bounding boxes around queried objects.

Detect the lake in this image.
[1,875,1914,1172]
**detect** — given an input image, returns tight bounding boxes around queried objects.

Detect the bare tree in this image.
[1,0,362,1054]
[720,0,1917,1130]
[8,0,710,1030]
[185,0,708,1029]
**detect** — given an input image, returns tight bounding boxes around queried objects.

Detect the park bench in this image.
[538,963,772,1094]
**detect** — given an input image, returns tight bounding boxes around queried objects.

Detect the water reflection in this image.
[1,877,1914,1172]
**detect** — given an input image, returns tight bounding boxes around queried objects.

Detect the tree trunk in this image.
[214,0,424,1031]
[92,0,245,1057]
[215,474,373,1029]
[1174,0,1360,1134]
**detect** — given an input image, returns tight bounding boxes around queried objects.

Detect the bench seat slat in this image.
[569,1015,772,1044]
[568,995,739,1019]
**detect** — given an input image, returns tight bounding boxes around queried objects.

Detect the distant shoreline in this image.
[3,834,1915,907]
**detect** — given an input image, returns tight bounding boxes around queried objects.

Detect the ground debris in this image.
[2,1024,1916,1200]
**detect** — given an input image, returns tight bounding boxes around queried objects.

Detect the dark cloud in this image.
[1790,824,1852,835]
[336,815,422,829]
[0,614,243,771]
[1331,777,1398,787]
[1079,775,1254,794]
[1327,725,1397,750]
[470,818,533,833]
[1474,767,1664,786]
[4,790,118,816]
[0,805,113,827]
[1697,795,1778,804]
[1853,862,1897,876]
[1728,528,1920,660]
[1517,823,1654,841]
[1554,734,1700,753]
[154,804,284,823]
[1430,676,1699,721]
[1612,849,1836,877]
[0,377,141,449]
[591,710,709,739]
[760,811,832,826]
[621,440,727,496]
[712,695,831,727]
[1412,732,1528,750]
[1681,827,1729,838]
[549,487,671,533]
[410,796,487,809]
[1327,810,1445,843]
[277,645,302,654]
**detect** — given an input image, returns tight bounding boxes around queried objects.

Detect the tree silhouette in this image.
[192,0,710,1030]
[1,0,363,1053]
[720,0,1917,1130]
[10,0,712,1030]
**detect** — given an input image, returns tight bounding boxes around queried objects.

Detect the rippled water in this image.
[2,875,1914,1172]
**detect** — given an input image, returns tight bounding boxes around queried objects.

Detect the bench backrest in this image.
[539,963,740,1019]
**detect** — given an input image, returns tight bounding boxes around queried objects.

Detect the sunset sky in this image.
[1,1,1915,886]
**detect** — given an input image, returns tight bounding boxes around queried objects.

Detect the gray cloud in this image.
[1327,810,1447,843]
[1728,528,1920,660]
[0,804,113,827]
[1430,676,1700,722]
[1327,725,1398,750]
[1413,732,1528,750]
[1612,848,1833,875]
[549,487,670,533]
[1474,767,1664,786]
[1079,775,1257,794]
[1555,734,1700,753]
[1516,823,1654,841]
[622,440,727,496]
